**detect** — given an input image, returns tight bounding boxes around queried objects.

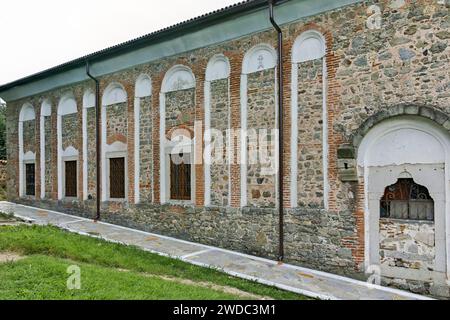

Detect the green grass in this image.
[0,255,241,300]
[0,225,308,300]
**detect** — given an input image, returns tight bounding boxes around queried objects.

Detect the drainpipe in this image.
[86,61,101,221]
[269,0,284,262]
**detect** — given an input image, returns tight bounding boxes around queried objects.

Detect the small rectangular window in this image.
[110,157,125,199]
[25,163,35,196]
[65,161,77,198]
[170,154,191,201]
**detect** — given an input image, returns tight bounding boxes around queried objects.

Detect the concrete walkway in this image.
[0,201,433,300]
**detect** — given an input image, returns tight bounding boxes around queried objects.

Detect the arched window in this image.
[19,103,36,197]
[380,178,434,221]
[101,83,128,201]
[57,94,79,200]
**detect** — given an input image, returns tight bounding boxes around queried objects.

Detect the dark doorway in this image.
[170,153,191,201]
[65,161,77,198]
[25,163,35,196]
[110,157,125,199]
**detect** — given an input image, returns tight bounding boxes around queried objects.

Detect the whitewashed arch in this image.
[83,90,95,108]
[240,44,277,207]
[161,65,195,93]
[40,100,51,199]
[290,30,328,209]
[101,83,128,201]
[206,54,230,81]
[242,44,277,75]
[57,94,78,200]
[19,103,36,197]
[292,30,326,63]
[204,55,231,206]
[81,89,95,200]
[135,74,152,98]
[160,65,196,203]
[357,116,450,284]
[134,74,152,204]
[102,83,127,106]
[19,103,35,122]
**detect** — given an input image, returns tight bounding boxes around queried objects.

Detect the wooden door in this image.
[65,161,77,197]
[110,157,125,199]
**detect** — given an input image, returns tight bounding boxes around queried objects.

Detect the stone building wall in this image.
[106,102,127,144]
[87,107,97,198]
[44,116,52,198]
[210,78,230,207]
[22,120,35,154]
[246,69,276,208]
[165,88,196,135]
[5,0,450,297]
[61,113,79,150]
[297,59,324,208]
[140,96,153,202]
[0,160,7,188]
[380,219,435,272]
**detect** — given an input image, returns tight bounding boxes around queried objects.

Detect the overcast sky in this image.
[0,0,242,89]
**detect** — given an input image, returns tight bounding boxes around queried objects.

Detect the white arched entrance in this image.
[358,116,450,289]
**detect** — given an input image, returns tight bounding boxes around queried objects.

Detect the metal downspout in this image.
[269,0,284,262]
[86,61,101,221]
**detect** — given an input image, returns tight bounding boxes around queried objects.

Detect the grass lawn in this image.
[0,224,308,300]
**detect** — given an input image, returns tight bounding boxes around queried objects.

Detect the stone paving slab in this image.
[0,202,433,300]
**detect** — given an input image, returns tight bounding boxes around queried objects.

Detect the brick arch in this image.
[351,104,450,149]
[166,125,194,140]
[107,133,127,145]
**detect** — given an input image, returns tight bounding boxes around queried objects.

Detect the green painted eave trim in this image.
[0,0,362,102]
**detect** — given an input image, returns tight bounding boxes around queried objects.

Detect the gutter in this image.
[269,0,285,262]
[85,61,101,222]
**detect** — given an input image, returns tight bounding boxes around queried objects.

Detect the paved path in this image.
[0,201,433,300]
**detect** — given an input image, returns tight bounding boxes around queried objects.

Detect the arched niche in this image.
[81,90,95,201]
[102,83,127,106]
[292,30,326,63]
[40,100,52,199]
[204,54,231,206]
[206,55,230,81]
[161,65,195,93]
[135,74,152,98]
[240,44,277,207]
[242,44,277,75]
[290,30,328,209]
[134,74,152,204]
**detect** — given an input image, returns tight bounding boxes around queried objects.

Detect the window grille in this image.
[380,178,434,221]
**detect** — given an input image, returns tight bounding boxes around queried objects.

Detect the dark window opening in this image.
[380,178,434,221]
[170,153,191,201]
[110,157,125,199]
[65,161,77,198]
[25,163,35,196]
